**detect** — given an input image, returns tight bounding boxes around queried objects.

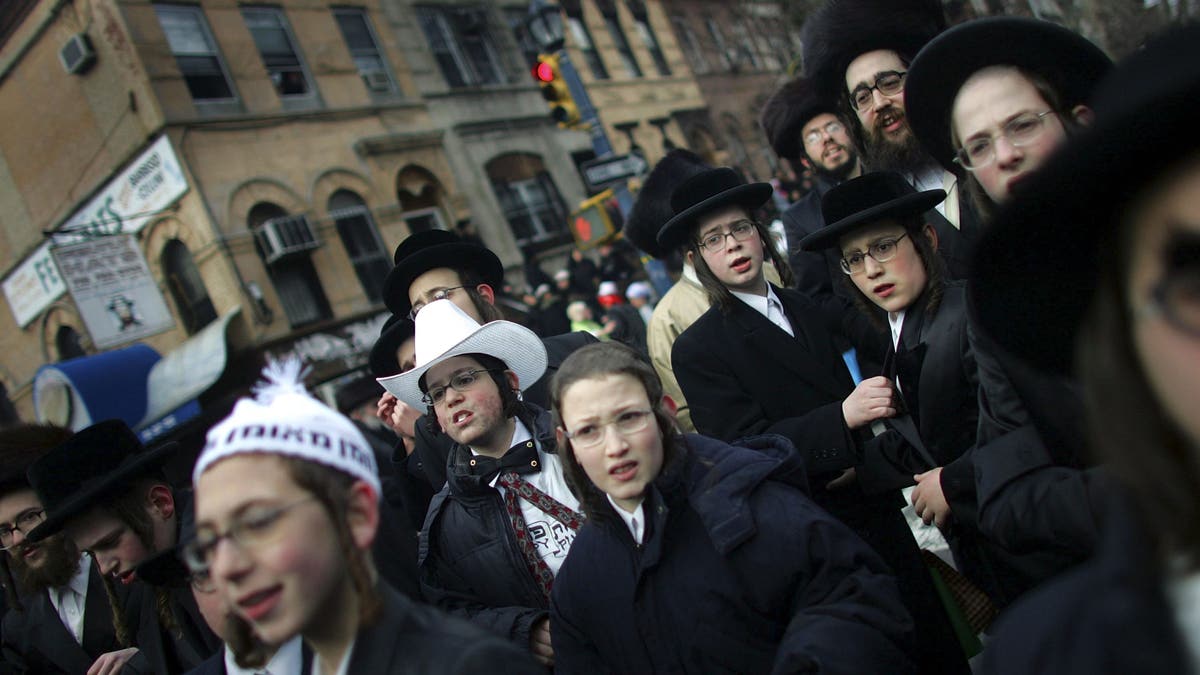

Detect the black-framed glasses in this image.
[1139,274,1200,338]
[849,71,907,111]
[409,286,466,320]
[695,220,757,253]
[421,368,503,405]
[183,496,316,573]
[561,409,654,448]
[954,111,1058,170]
[804,121,846,148]
[0,509,45,550]
[840,232,909,275]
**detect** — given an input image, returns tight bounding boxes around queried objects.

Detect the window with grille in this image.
[242,7,314,98]
[416,5,506,88]
[328,190,391,303]
[333,8,397,95]
[154,5,237,101]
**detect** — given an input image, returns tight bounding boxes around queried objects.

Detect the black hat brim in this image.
[382,243,504,318]
[906,17,1112,172]
[657,182,773,250]
[972,26,1200,375]
[800,189,945,251]
[26,441,179,543]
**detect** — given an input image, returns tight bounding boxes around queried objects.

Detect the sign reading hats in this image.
[382,230,505,318]
[904,17,1113,173]
[800,171,946,251]
[656,167,773,251]
[376,299,548,409]
[26,419,180,543]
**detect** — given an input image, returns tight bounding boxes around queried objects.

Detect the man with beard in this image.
[802,0,978,280]
[761,75,862,301]
[0,423,145,674]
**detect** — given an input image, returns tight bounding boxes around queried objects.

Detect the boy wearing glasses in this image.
[665,167,971,674]
[24,420,221,673]
[801,0,978,282]
[380,299,582,668]
[0,423,145,674]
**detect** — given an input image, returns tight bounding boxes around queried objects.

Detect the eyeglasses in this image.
[561,409,654,448]
[409,286,466,320]
[189,569,217,594]
[695,220,757,253]
[849,71,907,112]
[804,121,846,148]
[1139,274,1200,338]
[0,509,46,550]
[421,368,502,405]
[840,232,909,275]
[954,111,1057,170]
[183,496,316,573]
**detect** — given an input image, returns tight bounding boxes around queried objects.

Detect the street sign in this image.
[581,153,647,192]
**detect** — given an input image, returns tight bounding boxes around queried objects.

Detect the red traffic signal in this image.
[531,53,581,129]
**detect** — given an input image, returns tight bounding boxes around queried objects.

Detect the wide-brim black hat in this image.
[906,17,1113,172]
[801,171,945,251]
[0,424,74,497]
[972,24,1200,376]
[657,168,773,250]
[26,419,178,543]
[381,230,505,318]
[368,314,415,378]
[624,149,712,259]
[802,0,946,102]
[760,76,840,163]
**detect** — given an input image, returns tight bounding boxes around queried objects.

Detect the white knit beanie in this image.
[194,358,381,498]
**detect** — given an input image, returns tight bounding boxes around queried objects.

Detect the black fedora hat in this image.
[381,230,505,318]
[972,24,1200,375]
[801,172,945,251]
[802,0,945,102]
[0,424,74,497]
[368,314,415,378]
[760,76,841,163]
[656,168,773,250]
[26,419,178,543]
[906,17,1113,172]
[623,149,712,259]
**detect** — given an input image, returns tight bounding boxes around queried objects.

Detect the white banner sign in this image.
[3,242,66,327]
[51,234,175,349]
[3,136,188,326]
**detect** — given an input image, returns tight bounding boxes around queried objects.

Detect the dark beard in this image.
[863,120,937,175]
[9,535,82,594]
[808,145,860,183]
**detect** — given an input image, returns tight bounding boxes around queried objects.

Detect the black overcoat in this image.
[671,285,970,674]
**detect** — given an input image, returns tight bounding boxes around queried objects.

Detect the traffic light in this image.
[532,53,581,129]
[569,189,618,250]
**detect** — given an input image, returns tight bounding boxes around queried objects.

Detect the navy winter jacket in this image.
[550,433,915,674]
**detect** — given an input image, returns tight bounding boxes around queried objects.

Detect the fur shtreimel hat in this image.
[760,76,841,163]
[623,149,712,259]
[801,0,946,102]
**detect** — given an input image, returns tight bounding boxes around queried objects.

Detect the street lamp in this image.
[526,1,564,53]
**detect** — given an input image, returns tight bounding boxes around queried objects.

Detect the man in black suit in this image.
[0,423,145,674]
[371,230,596,526]
[665,167,969,674]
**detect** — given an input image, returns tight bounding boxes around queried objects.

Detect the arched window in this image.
[55,326,86,361]
[328,190,391,303]
[485,153,569,252]
[162,239,217,334]
[249,202,331,328]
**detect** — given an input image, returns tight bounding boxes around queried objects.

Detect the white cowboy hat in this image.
[376,299,547,408]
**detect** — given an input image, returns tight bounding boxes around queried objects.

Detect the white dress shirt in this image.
[48,553,89,645]
[606,495,646,545]
[731,285,795,337]
[225,635,304,675]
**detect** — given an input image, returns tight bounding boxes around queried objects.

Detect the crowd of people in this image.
[0,2,1198,673]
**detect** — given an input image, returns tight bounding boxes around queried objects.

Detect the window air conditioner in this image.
[60,34,97,75]
[362,71,392,92]
[254,215,321,264]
